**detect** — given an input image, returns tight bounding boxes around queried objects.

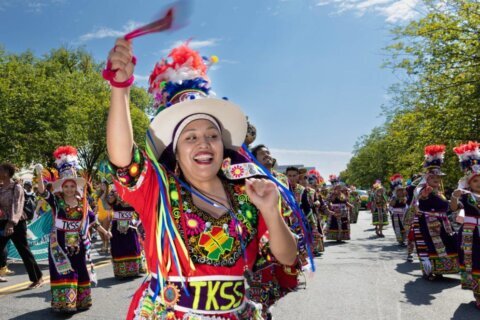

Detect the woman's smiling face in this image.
[62,180,77,198]
[176,119,224,183]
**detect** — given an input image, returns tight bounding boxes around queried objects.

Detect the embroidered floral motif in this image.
[184,213,205,236]
[230,165,245,179]
[229,219,247,240]
[168,177,258,267]
[109,146,147,189]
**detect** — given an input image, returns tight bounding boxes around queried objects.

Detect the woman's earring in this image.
[174,163,180,176]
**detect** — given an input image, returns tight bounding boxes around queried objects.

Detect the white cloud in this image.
[379,0,420,23]
[315,1,331,6]
[0,0,67,13]
[315,0,420,23]
[78,20,143,43]
[162,38,221,53]
[270,148,352,176]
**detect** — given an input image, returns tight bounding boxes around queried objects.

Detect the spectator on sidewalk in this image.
[0,163,43,288]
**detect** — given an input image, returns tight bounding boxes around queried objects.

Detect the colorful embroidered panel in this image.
[169,177,258,267]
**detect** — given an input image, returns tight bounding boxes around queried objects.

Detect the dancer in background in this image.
[36,146,111,313]
[307,169,329,255]
[95,180,113,253]
[403,174,421,262]
[349,186,361,224]
[389,174,408,245]
[451,141,480,309]
[411,145,459,281]
[326,175,352,242]
[107,186,146,278]
[371,181,389,237]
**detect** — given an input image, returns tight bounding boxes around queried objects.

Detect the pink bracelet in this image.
[102,56,137,88]
[110,75,135,88]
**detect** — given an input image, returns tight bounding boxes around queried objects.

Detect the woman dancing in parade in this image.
[403,174,421,262]
[96,180,113,253]
[411,145,459,281]
[389,174,408,245]
[370,182,389,237]
[451,141,480,309]
[107,187,147,278]
[326,175,352,242]
[307,169,327,255]
[104,38,301,319]
[349,186,361,224]
[36,146,112,313]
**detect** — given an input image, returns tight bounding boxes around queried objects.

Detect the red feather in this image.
[308,169,321,179]
[454,141,479,155]
[390,173,403,182]
[53,146,78,159]
[424,144,445,156]
[149,43,207,91]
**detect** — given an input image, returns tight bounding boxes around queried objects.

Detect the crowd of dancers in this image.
[1,38,479,319]
[368,143,480,310]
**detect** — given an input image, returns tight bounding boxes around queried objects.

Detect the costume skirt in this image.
[49,231,92,311]
[350,204,360,224]
[326,204,350,241]
[372,208,389,226]
[390,207,406,243]
[457,219,480,299]
[413,212,459,275]
[111,220,146,278]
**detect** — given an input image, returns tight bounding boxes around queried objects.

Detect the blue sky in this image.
[0,0,420,176]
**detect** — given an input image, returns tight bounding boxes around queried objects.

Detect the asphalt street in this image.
[0,210,477,320]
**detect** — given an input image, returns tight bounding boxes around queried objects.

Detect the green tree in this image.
[344,0,480,189]
[0,46,151,178]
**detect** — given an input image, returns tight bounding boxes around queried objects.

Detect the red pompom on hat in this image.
[453,141,480,178]
[423,144,446,175]
[53,145,78,159]
[51,145,85,193]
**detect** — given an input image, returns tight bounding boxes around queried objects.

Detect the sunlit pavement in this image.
[0,211,477,319]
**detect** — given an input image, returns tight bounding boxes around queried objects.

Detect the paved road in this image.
[0,210,477,319]
[271,210,476,320]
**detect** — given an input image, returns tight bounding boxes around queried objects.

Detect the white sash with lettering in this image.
[55,218,82,231]
[113,211,134,221]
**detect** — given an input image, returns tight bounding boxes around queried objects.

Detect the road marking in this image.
[0,260,112,296]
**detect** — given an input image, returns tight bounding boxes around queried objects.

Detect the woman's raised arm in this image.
[106,38,136,167]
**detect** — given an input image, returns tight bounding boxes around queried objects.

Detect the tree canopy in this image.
[341,0,480,189]
[0,46,151,178]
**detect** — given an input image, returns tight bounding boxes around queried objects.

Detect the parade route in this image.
[0,210,476,320]
[272,210,475,320]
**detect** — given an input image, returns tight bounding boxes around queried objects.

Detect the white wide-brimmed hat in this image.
[146,43,247,159]
[147,98,247,159]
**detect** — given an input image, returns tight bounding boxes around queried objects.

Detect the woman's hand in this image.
[246,178,297,265]
[107,38,135,83]
[421,185,433,198]
[452,189,463,199]
[245,178,280,215]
